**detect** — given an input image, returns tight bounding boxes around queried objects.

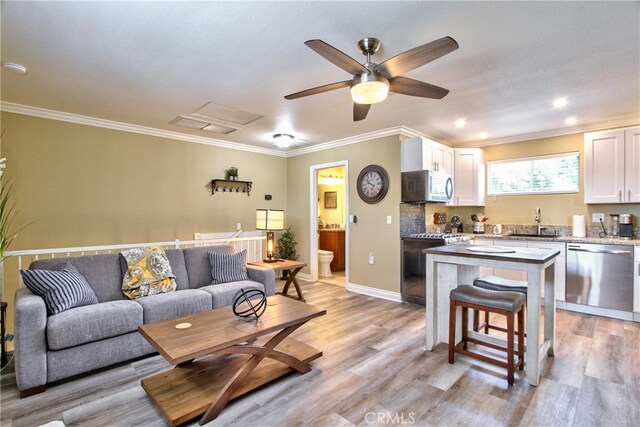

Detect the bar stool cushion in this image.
[450,285,526,312]
[473,275,528,295]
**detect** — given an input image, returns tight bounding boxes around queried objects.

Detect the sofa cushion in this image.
[135,289,213,324]
[119,248,189,290]
[183,245,234,289]
[121,247,176,299]
[20,263,99,315]
[209,250,249,285]
[47,300,143,350]
[199,280,264,308]
[31,254,125,302]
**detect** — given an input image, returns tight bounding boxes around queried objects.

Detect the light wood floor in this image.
[1,280,639,427]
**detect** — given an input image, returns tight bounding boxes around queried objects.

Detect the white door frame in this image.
[309,161,349,283]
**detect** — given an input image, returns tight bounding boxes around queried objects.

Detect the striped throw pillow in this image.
[20,263,99,315]
[209,250,250,285]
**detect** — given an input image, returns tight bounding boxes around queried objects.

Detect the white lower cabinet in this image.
[470,238,566,301]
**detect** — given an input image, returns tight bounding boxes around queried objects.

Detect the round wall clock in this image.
[356,164,389,204]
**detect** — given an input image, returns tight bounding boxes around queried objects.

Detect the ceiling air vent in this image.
[170,102,263,135]
[192,102,263,126]
[169,116,237,135]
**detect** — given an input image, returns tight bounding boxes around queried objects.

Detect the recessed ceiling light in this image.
[553,97,568,108]
[565,117,577,125]
[479,132,488,140]
[273,133,294,149]
[1,62,27,74]
[454,119,466,128]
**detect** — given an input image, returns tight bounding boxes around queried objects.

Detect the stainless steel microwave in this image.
[401,170,453,203]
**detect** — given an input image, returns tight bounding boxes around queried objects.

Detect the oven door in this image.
[401,238,443,305]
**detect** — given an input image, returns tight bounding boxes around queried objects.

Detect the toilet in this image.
[318,249,334,278]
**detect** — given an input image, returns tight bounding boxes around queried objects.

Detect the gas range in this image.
[404,233,470,245]
[401,232,469,306]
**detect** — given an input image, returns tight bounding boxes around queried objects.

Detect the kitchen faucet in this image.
[535,207,546,235]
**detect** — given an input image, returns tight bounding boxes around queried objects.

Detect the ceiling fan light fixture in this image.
[350,72,389,104]
[273,133,294,148]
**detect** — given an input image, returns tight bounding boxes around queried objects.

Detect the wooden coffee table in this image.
[138,295,326,426]
[248,259,308,302]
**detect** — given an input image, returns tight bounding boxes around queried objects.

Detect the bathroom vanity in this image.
[318,229,346,271]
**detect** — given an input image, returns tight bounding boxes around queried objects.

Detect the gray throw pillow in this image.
[20,262,99,315]
[209,250,250,285]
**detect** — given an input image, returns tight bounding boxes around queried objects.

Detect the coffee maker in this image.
[619,214,634,239]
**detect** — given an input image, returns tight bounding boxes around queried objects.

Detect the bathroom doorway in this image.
[309,161,348,287]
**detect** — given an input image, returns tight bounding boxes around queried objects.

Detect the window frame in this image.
[487,151,580,196]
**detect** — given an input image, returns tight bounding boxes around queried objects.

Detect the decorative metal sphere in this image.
[232,288,267,322]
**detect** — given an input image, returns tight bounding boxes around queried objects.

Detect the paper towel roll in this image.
[572,215,586,237]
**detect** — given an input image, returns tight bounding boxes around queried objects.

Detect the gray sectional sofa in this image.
[13,244,275,397]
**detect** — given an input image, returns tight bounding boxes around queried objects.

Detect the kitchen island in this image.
[424,244,560,386]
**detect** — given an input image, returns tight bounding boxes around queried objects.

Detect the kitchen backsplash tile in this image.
[400,204,426,236]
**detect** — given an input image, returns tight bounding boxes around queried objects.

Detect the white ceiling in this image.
[1,1,639,153]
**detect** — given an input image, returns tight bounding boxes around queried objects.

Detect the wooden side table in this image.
[248,260,308,302]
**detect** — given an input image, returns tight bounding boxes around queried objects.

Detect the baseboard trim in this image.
[345,282,402,303]
[297,273,312,281]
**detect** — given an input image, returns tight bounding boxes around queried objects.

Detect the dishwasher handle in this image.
[567,245,632,255]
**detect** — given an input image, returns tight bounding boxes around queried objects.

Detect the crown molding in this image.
[1,102,438,157]
[0,102,287,157]
[285,125,435,157]
[8,101,628,156]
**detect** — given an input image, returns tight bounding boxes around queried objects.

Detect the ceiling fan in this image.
[284,36,459,121]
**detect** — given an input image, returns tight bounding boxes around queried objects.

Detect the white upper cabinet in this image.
[400,136,453,174]
[584,126,640,203]
[453,148,486,206]
[624,127,640,203]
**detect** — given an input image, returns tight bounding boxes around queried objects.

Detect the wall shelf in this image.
[211,179,252,196]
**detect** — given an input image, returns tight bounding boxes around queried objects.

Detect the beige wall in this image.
[287,135,402,293]
[1,112,286,335]
[1,112,287,249]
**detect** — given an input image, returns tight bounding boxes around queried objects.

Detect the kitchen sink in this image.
[508,233,557,238]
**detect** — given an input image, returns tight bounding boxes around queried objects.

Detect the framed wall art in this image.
[324,191,337,209]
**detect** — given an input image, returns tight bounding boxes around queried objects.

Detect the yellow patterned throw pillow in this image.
[121,247,176,299]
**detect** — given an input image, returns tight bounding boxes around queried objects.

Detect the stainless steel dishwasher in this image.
[566,243,634,319]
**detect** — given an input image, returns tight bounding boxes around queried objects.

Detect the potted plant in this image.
[0,155,29,302]
[275,227,299,279]
[224,167,239,181]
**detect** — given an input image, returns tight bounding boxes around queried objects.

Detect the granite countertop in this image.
[467,233,640,246]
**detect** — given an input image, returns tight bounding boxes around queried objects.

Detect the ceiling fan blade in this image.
[305,39,369,75]
[389,76,450,99]
[353,103,371,121]
[284,80,351,100]
[374,36,459,78]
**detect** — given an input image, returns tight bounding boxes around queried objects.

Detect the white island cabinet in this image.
[635,246,640,322]
[424,244,559,386]
[584,126,640,204]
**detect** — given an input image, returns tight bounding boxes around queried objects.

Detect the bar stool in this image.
[472,275,528,335]
[449,285,526,385]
